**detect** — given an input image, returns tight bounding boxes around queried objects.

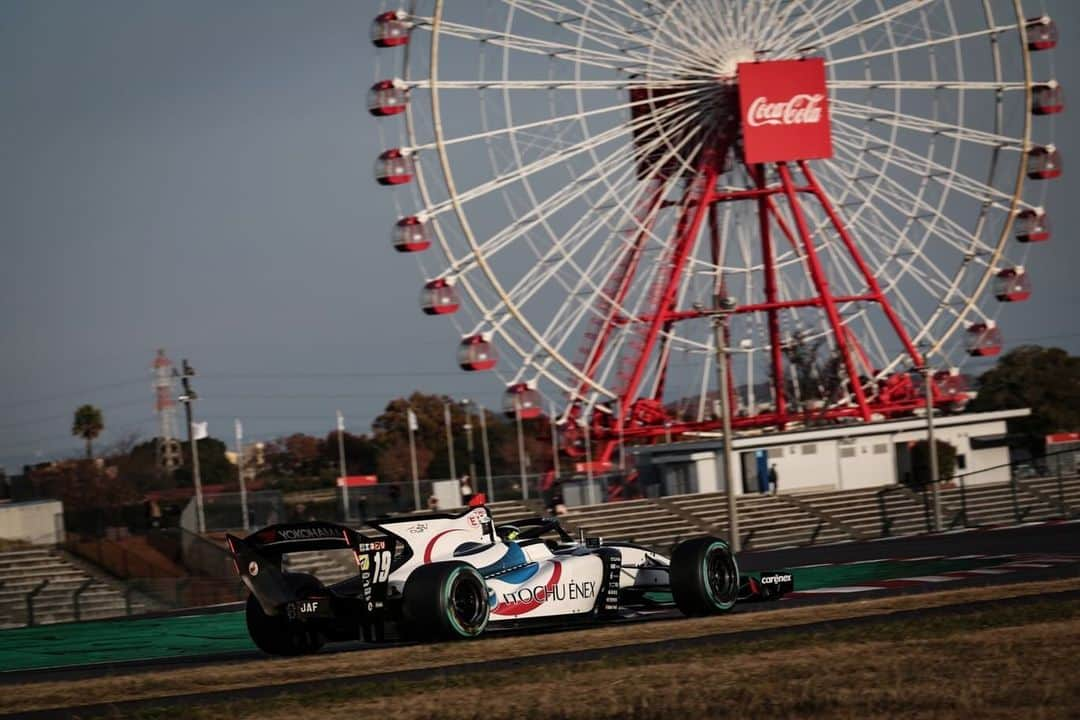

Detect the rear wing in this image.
[226,522,395,616]
[227,522,379,560]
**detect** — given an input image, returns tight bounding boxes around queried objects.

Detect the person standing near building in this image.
[768,464,779,495]
[459,474,474,505]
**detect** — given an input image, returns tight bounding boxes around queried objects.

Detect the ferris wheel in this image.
[369,1,1062,466]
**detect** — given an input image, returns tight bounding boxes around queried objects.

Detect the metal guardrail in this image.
[25,580,49,627]
[914,448,1077,530]
[72,578,95,622]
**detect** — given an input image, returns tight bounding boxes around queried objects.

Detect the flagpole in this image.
[444,401,457,483]
[549,403,560,480]
[584,418,596,506]
[479,405,493,501]
[179,359,205,534]
[516,398,528,501]
[337,410,350,523]
[408,408,421,510]
[235,419,248,530]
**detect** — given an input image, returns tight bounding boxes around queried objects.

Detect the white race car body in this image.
[227,504,789,654]
[372,506,663,621]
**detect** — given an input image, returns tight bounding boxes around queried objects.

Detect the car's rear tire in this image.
[245,572,326,656]
[670,536,739,616]
[403,561,489,640]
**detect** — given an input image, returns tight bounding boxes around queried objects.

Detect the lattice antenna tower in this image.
[153,348,183,474]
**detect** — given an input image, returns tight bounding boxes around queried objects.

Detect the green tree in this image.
[968,345,1080,456]
[321,431,377,476]
[373,393,463,481]
[173,438,233,490]
[908,439,957,488]
[72,404,104,459]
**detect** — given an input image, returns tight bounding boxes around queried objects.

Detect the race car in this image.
[225,505,793,655]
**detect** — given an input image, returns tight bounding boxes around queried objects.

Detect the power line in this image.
[0,398,152,431]
[0,377,149,410]
[199,370,475,380]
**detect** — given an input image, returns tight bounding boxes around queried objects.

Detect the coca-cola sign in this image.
[738,58,832,163]
[746,94,825,127]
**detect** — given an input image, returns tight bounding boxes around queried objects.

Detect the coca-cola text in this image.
[746,94,825,128]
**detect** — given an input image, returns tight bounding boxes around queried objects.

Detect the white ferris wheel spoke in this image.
[832,118,1025,212]
[500,0,711,74]
[407,86,701,153]
[407,78,698,90]
[763,0,863,55]
[421,90,704,242]
[756,0,846,54]
[831,99,1030,154]
[829,79,1027,91]
[786,0,937,56]
[458,105,699,282]
[419,98,694,223]
[812,149,991,350]
[460,112,705,369]
[826,21,1021,66]
[502,129,707,355]
[415,17,667,75]
[389,0,1038,415]
[826,135,1001,275]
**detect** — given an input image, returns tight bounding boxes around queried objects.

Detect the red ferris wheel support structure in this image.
[563,58,967,467]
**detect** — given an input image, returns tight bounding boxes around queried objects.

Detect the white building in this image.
[630,409,1028,497]
[0,499,65,545]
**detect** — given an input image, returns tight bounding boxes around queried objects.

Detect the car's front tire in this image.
[403,561,490,640]
[670,536,740,616]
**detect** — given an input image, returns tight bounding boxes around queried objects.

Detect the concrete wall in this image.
[0,500,64,545]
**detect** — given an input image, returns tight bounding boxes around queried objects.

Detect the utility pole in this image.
[152,350,182,477]
[444,401,457,482]
[178,359,205,534]
[922,366,943,532]
[337,410,350,522]
[479,405,493,501]
[407,408,421,510]
[705,296,741,553]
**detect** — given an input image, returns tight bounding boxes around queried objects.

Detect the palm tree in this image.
[72,404,105,459]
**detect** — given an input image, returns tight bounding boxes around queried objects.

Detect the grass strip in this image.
[4,577,1078,717]
[107,596,1080,720]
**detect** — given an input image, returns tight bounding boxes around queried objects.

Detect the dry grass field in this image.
[5,578,1079,719]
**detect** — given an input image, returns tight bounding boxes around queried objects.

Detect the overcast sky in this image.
[3,1,1078,473]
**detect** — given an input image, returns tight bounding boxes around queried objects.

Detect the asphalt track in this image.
[1,520,1077,719]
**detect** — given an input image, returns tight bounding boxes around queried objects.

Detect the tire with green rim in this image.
[670,536,740,616]
[403,561,490,640]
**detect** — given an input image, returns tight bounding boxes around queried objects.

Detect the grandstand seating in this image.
[1018,474,1080,517]
[939,481,1059,526]
[788,486,935,539]
[558,498,700,551]
[560,493,850,552]
[0,547,150,628]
